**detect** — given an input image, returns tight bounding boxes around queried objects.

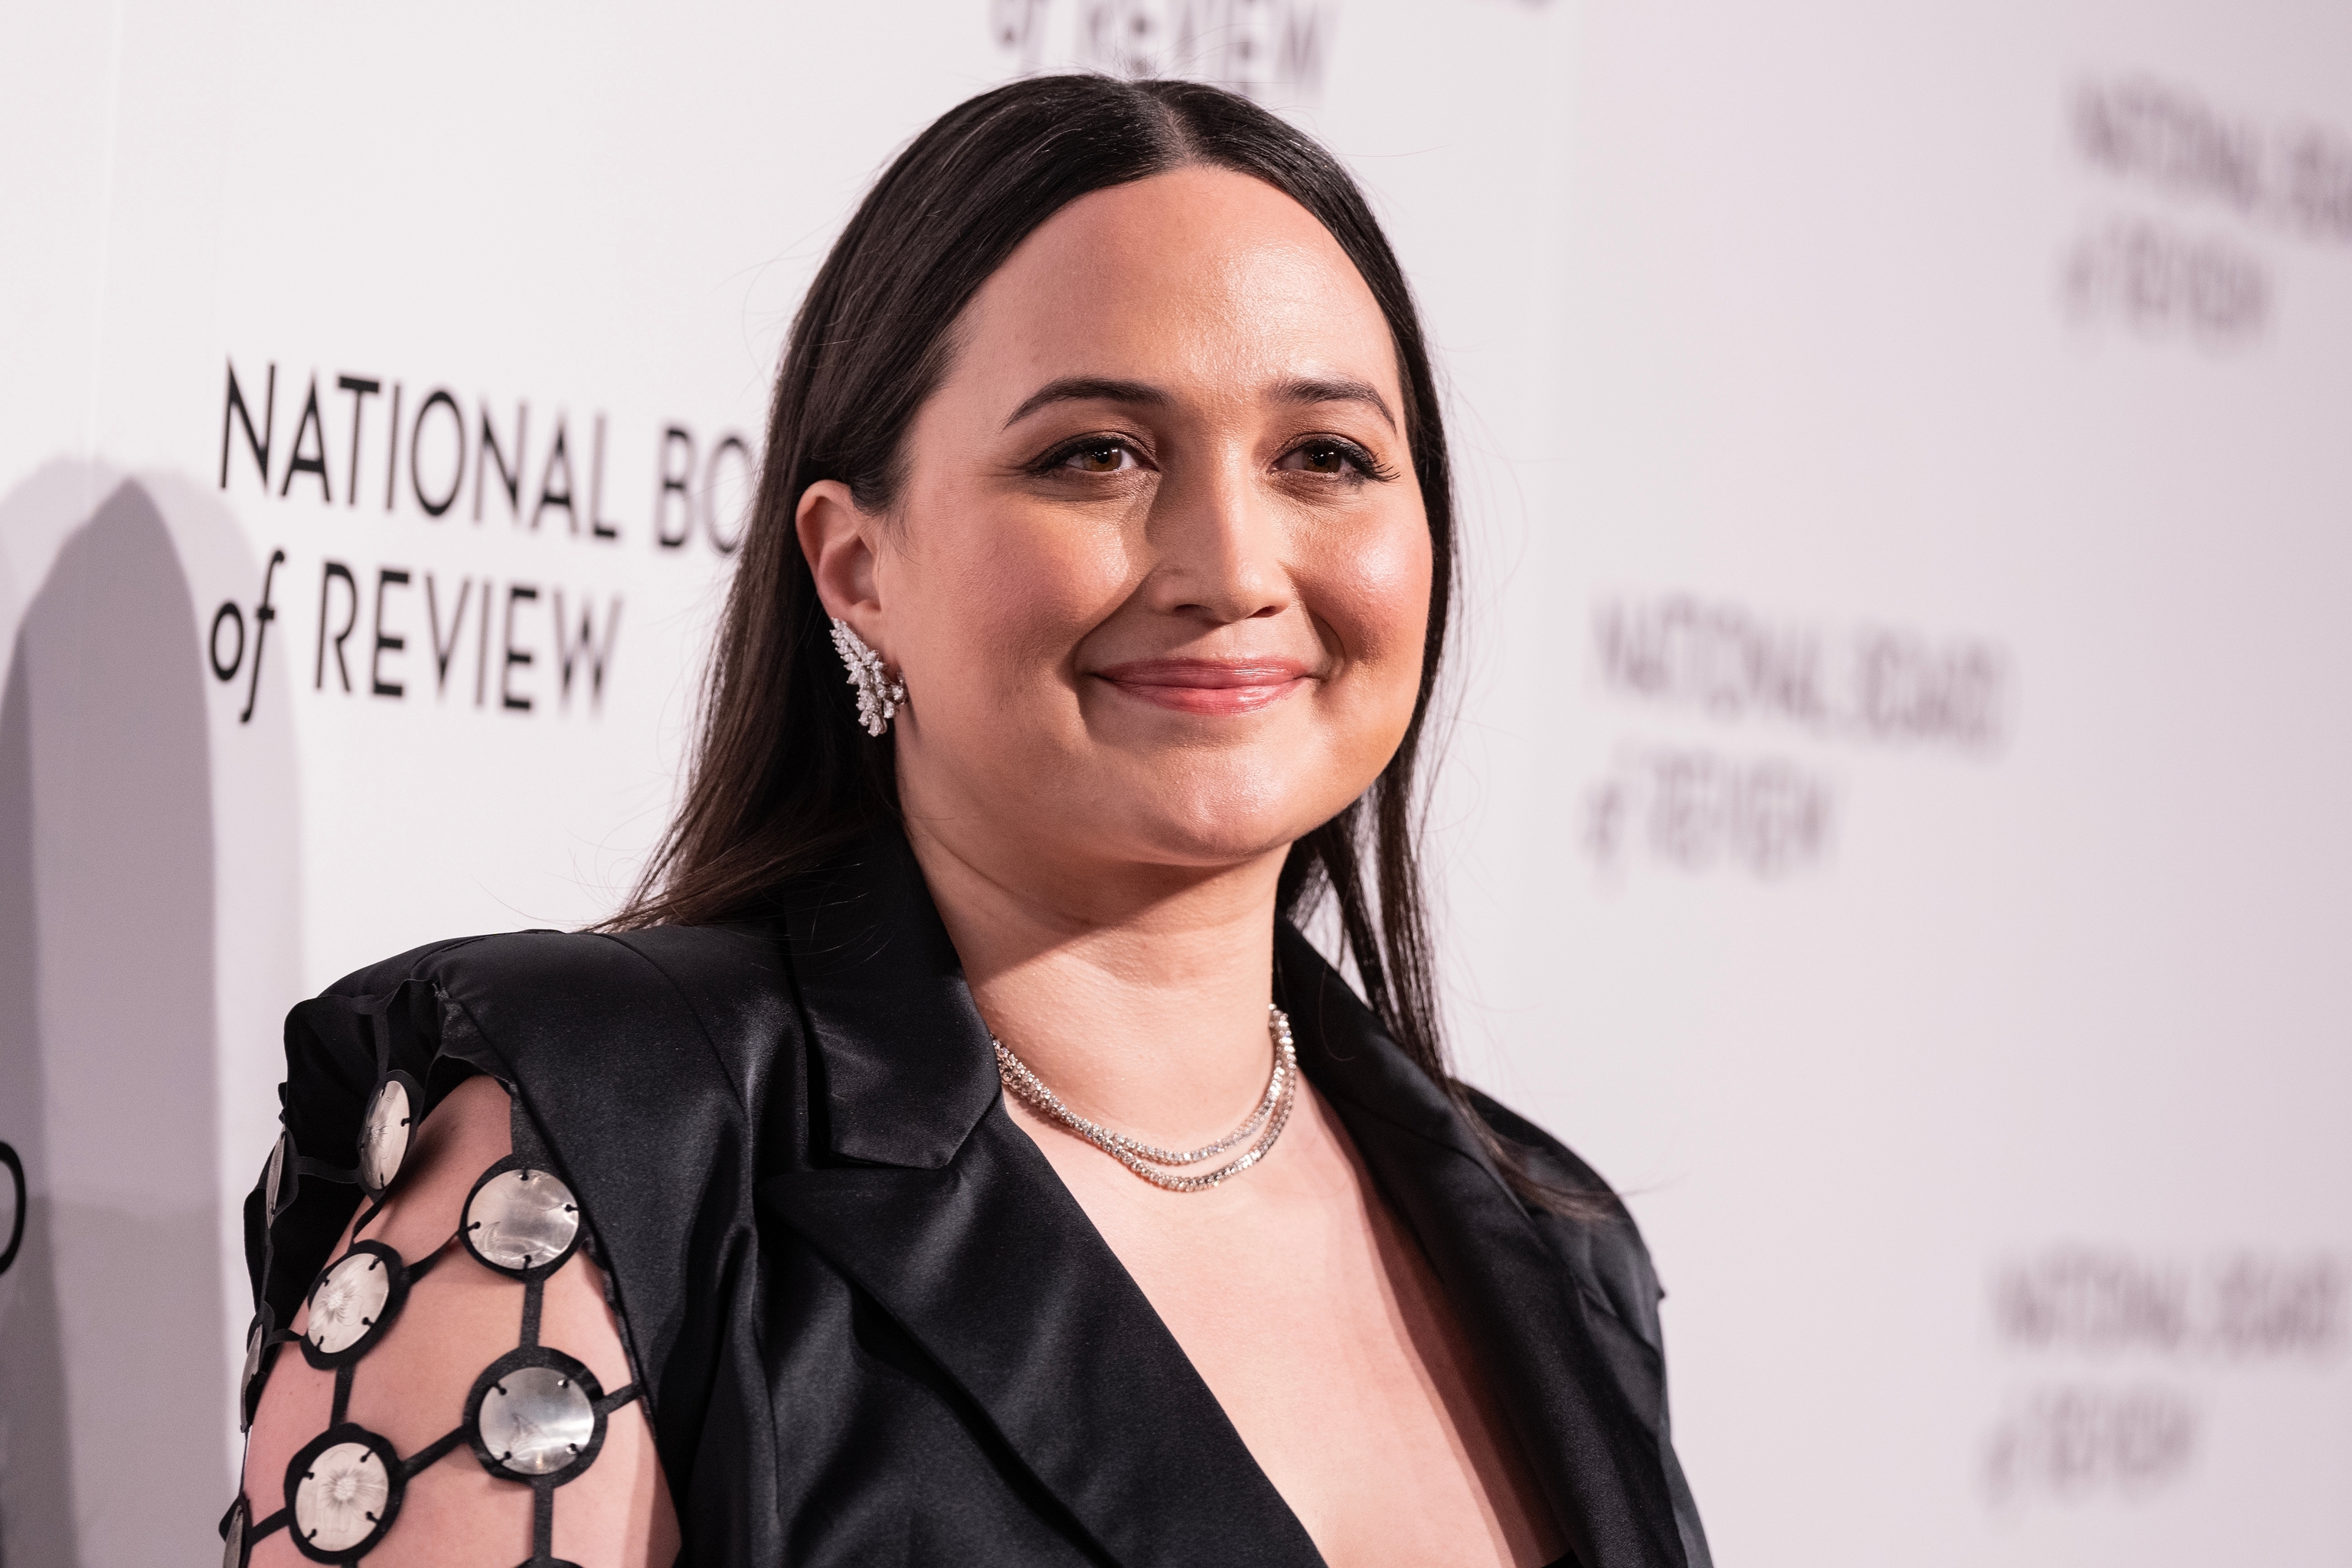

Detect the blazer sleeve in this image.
[247,923,796,1539]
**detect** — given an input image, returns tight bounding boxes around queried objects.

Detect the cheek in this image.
[1314,510,1433,705]
[891,496,1130,707]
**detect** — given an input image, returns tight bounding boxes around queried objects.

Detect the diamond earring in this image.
[829,617,906,737]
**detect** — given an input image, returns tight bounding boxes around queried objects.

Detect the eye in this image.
[1277,438,1390,480]
[1057,439,1138,474]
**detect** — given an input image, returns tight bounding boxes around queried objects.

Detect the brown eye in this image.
[1065,442,1130,473]
[1282,440,1364,477]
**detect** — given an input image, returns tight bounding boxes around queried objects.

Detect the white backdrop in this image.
[2,2,2347,1563]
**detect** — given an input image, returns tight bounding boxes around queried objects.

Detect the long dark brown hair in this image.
[609,74,1570,1210]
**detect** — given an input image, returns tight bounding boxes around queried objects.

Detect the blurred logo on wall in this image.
[1582,593,2011,883]
[2063,74,2352,348]
[991,0,1334,103]
[1983,1247,2345,1506]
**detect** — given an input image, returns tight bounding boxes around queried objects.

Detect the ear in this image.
[796,479,889,653]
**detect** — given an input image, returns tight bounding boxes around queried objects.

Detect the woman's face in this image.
[802,165,1432,882]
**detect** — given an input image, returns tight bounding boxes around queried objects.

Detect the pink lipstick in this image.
[1094,658,1313,716]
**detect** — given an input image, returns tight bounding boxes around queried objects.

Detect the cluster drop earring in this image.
[829,618,906,737]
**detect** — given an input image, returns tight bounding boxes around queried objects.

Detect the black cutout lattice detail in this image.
[232,1074,642,1563]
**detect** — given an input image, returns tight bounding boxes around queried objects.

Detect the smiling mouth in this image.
[1094,658,1314,716]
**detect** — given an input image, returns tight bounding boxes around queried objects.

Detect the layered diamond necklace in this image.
[993,1004,1298,1193]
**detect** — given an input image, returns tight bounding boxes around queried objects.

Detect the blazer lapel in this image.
[763,1119,1324,1568]
[1276,927,1689,1568]
[761,831,1324,1568]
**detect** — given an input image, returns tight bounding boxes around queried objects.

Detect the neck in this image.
[903,817,1289,1151]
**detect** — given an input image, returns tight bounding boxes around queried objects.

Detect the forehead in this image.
[952,165,1400,404]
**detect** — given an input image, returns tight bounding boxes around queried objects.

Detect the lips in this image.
[1093,658,1314,716]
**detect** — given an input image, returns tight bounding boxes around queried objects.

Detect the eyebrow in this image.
[1272,375,1396,432]
[1001,373,1399,432]
[1003,377,1170,429]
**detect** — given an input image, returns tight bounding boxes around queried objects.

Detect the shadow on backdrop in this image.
[0,479,225,1566]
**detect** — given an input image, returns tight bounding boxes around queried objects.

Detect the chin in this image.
[1110,777,1339,870]
[1128,820,1302,870]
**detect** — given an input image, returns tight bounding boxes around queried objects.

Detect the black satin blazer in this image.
[255,829,1710,1568]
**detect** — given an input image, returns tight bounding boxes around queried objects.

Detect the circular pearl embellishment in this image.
[463,1168,580,1274]
[357,1076,414,1197]
[305,1249,394,1357]
[263,1131,292,1217]
[477,1364,597,1475]
[239,1309,273,1429]
[291,1439,392,1554]
[220,1494,247,1568]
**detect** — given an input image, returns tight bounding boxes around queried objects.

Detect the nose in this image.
[1138,454,1292,626]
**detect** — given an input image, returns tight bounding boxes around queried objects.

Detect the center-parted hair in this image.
[612,74,1563,1209]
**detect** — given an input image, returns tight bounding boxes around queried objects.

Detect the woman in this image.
[232,75,1709,1568]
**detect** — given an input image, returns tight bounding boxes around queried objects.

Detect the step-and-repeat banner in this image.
[3,2,2346,1563]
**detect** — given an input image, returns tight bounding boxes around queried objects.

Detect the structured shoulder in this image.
[261,921,805,1462]
[1465,1086,1669,1357]
[294,923,798,1117]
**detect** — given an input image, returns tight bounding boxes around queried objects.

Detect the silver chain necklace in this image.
[993,1005,1298,1193]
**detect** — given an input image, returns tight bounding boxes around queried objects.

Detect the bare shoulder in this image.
[240,1075,678,1568]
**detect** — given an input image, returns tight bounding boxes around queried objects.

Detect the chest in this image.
[1011,1086,1567,1568]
